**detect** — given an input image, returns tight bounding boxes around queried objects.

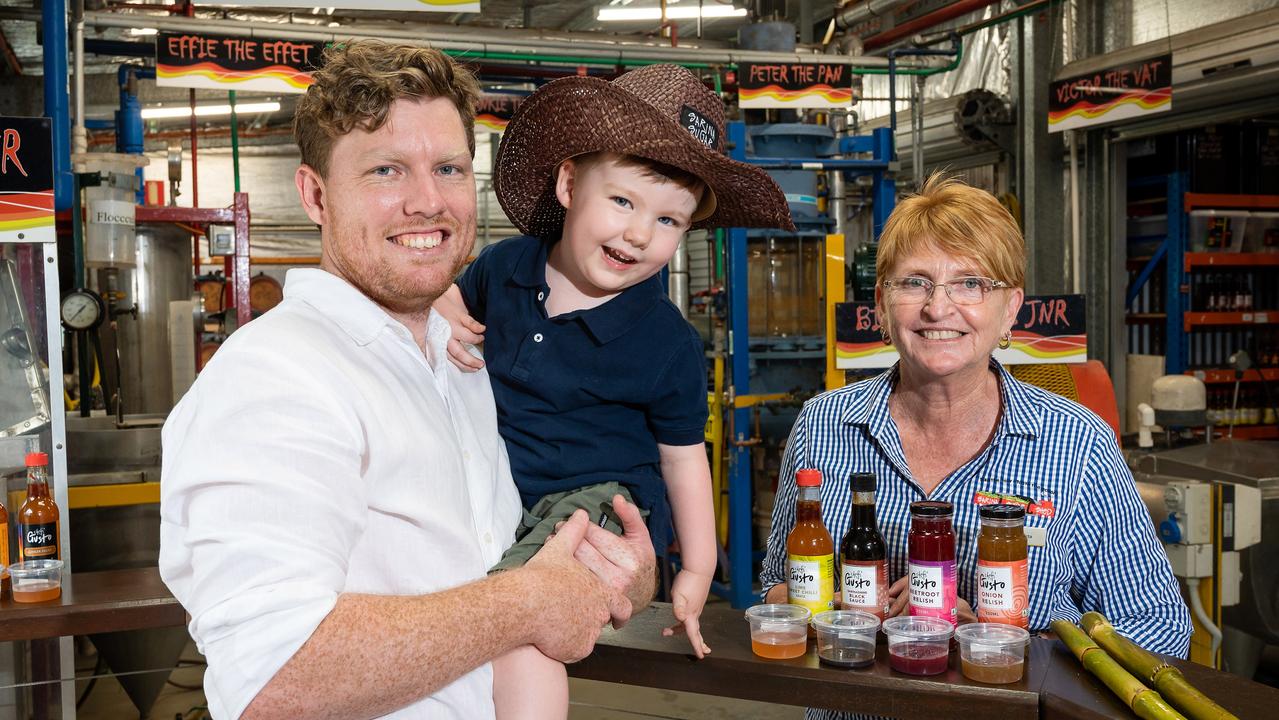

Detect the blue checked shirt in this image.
[760,360,1192,720]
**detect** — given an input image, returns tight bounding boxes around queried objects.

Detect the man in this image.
[159,40,656,720]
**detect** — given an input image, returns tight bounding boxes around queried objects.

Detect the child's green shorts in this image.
[489,481,648,573]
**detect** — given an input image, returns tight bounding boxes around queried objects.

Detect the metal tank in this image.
[91,222,193,416]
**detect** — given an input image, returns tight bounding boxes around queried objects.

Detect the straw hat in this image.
[494,64,796,238]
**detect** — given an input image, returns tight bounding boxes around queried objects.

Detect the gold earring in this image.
[880,328,892,345]
[999,332,1012,350]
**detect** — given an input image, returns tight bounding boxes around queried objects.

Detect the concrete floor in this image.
[74,643,803,720]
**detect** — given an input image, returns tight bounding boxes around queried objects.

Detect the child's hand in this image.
[432,285,486,372]
[661,568,712,658]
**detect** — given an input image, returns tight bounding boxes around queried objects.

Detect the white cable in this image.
[1186,577,1222,668]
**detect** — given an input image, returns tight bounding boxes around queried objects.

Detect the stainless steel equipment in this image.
[1134,442,1279,647]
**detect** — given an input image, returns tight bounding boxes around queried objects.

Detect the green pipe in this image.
[443,49,938,74]
[229,90,241,193]
[856,38,964,76]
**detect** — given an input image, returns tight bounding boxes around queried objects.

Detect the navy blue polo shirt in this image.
[456,235,708,551]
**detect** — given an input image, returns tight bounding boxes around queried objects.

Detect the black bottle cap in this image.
[849,472,877,493]
[979,503,1026,521]
[909,501,953,517]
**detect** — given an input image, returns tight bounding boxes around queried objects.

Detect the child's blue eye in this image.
[658,216,677,226]
[612,196,632,209]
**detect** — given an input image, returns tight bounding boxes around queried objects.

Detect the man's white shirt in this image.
[160,268,522,719]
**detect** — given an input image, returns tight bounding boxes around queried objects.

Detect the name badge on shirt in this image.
[973,487,1053,547]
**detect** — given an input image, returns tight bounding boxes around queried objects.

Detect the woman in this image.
[760,175,1190,720]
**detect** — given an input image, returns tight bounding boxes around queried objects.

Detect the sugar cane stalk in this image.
[1052,620,1188,720]
[1080,612,1238,720]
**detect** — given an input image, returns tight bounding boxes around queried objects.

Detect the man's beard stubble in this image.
[324,214,473,317]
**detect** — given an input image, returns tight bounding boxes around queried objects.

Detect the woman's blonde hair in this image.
[875,173,1026,289]
[292,40,480,178]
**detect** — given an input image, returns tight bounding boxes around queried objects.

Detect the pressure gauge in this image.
[60,289,106,332]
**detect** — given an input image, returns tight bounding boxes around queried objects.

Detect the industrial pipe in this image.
[42,0,72,211]
[864,0,1002,51]
[72,0,86,156]
[115,64,154,155]
[834,0,912,31]
[39,8,903,68]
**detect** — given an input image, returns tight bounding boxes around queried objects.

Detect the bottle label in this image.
[0,519,7,578]
[788,553,835,614]
[841,559,889,618]
[21,522,58,560]
[908,559,957,625]
[977,558,1030,628]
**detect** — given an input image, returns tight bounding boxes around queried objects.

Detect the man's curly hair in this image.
[293,40,480,177]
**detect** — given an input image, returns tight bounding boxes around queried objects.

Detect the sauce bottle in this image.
[908,501,956,626]
[786,468,835,619]
[839,472,889,619]
[977,504,1030,628]
[19,452,59,562]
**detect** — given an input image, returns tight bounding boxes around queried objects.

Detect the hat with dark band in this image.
[494,64,796,239]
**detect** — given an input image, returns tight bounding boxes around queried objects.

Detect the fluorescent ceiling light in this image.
[141,101,282,120]
[128,28,158,36]
[597,5,747,21]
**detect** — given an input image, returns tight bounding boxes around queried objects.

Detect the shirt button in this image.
[537,291,545,301]
[533,333,544,343]
[463,451,471,461]
[483,532,493,544]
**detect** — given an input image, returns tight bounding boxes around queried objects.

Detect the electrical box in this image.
[1222,482,1262,550]
[1166,542,1213,578]
[1162,481,1212,545]
[208,225,235,256]
[1221,551,1242,607]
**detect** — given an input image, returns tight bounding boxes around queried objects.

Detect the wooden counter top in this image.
[0,567,186,642]
[1,568,1272,719]
[571,603,1279,719]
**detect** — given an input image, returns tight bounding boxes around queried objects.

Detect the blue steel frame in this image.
[714,121,894,608]
[43,0,72,212]
[1121,172,1188,375]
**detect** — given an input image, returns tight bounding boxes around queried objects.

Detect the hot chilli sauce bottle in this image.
[908,501,957,626]
[977,504,1030,628]
[839,472,889,619]
[787,469,835,619]
[19,452,60,562]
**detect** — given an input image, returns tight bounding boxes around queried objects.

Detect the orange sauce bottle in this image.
[18,452,59,563]
[786,468,835,620]
[976,504,1029,628]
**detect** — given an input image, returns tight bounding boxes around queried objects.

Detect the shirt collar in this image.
[283,269,450,364]
[841,359,1042,441]
[511,237,665,345]
[509,236,546,288]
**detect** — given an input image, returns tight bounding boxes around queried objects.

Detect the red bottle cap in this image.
[795,468,822,487]
[25,452,48,467]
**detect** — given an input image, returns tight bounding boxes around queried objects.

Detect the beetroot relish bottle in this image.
[907,501,956,626]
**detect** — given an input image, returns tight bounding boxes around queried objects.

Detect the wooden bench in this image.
[4,569,1274,719]
[571,603,1279,719]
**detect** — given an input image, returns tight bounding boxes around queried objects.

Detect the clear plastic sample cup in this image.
[955,622,1031,684]
[745,604,811,659]
[9,559,64,603]
[812,610,880,668]
[882,615,954,675]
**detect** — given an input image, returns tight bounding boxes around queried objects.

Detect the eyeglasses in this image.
[882,276,1010,305]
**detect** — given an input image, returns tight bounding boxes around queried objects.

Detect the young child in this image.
[435,64,793,718]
